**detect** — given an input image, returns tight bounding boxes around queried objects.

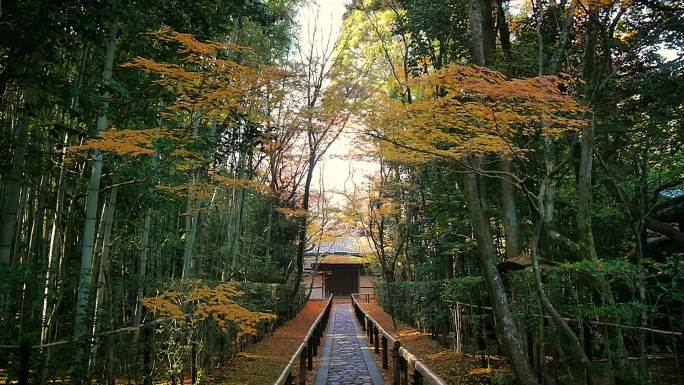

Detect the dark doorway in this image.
[325,266,359,297]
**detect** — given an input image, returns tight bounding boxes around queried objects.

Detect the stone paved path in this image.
[314,303,384,385]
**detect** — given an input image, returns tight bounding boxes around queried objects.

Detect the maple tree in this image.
[367,64,586,162]
[142,282,277,336]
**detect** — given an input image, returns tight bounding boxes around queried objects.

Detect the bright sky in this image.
[296,1,379,206]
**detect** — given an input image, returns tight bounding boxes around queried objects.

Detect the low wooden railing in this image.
[273,294,333,385]
[351,293,447,385]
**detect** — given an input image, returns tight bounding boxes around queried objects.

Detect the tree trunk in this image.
[548,3,576,74]
[264,199,273,271]
[577,112,597,260]
[229,185,246,278]
[479,0,496,64]
[291,153,315,298]
[135,209,151,331]
[531,197,592,383]
[462,170,538,385]
[220,185,236,281]
[468,0,486,67]
[134,208,151,382]
[182,114,202,279]
[0,85,34,333]
[71,21,117,385]
[0,87,34,266]
[39,45,89,383]
[500,158,520,259]
[182,187,195,279]
[496,0,512,60]
[90,186,117,367]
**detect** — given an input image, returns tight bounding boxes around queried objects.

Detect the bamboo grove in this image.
[0,1,361,383]
[1,0,684,384]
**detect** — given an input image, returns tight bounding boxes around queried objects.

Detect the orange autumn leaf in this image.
[366,65,588,163]
[142,281,277,337]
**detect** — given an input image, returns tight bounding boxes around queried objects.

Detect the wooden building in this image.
[302,237,376,299]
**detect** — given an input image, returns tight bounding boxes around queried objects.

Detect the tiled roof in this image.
[320,255,369,265]
[306,237,373,256]
[660,188,684,199]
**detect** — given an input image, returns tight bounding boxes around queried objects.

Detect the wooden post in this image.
[393,341,401,385]
[412,370,424,385]
[313,326,319,355]
[307,339,313,370]
[286,373,293,385]
[374,327,380,354]
[382,336,388,369]
[367,319,372,339]
[400,358,408,385]
[191,342,197,385]
[368,322,376,344]
[300,346,307,385]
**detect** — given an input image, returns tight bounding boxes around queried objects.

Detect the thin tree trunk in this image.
[17,176,46,385]
[90,186,117,365]
[468,0,486,67]
[135,209,151,330]
[479,0,496,64]
[182,114,201,278]
[264,199,273,270]
[531,190,592,383]
[0,87,34,266]
[462,170,538,385]
[221,185,236,281]
[182,185,195,278]
[496,0,512,60]
[0,87,35,327]
[27,175,47,265]
[548,3,576,74]
[500,158,520,259]
[71,21,117,384]
[40,43,87,353]
[291,153,315,298]
[577,112,597,260]
[464,12,536,383]
[230,185,246,278]
[134,208,151,383]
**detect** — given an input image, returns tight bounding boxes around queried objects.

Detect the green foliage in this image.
[377,277,485,338]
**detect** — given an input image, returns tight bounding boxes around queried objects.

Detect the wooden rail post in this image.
[412,370,424,385]
[369,322,374,344]
[191,342,197,385]
[374,327,380,354]
[274,294,333,385]
[400,357,408,385]
[299,345,307,385]
[313,324,319,356]
[368,319,372,338]
[393,341,401,385]
[382,335,388,369]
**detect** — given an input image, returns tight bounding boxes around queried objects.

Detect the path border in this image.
[349,305,384,385]
[313,306,336,385]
